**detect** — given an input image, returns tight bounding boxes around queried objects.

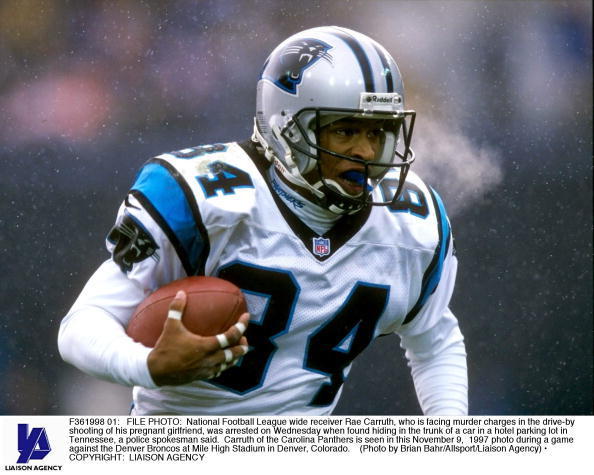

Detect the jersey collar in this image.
[239,140,372,261]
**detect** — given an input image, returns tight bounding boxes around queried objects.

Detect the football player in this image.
[59,26,468,415]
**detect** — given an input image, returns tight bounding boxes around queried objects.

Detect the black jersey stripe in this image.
[329,27,375,92]
[129,189,194,276]
[131,158,210,276]
[402,187,451,325]
[151,157,211,276]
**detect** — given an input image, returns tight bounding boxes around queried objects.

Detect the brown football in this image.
[126,276,247,347]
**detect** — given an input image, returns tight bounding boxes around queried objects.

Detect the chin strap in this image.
[252,118,325,200]
[252,117,370,215]
[311,179,366,215]
[251,118,275,160]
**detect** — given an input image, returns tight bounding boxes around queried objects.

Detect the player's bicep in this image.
[397,239,458,333]
[396,248,463,362]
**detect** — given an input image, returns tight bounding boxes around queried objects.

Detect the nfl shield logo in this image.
[313,237,331,257]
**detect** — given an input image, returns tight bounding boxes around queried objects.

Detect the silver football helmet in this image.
[253,26,416,214]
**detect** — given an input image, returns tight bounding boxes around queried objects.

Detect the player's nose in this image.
[350,134,376,161]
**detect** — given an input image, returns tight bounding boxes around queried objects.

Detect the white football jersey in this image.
[70,140,461,415]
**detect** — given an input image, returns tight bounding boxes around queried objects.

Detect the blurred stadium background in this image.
[0,0,591,415]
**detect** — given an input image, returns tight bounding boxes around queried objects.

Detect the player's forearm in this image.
[399,308,468,415]
[58,306,157,388]
[408,341,468,416]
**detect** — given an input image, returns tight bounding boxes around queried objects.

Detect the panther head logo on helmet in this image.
[254,26,416,215]
[262,39,333,94]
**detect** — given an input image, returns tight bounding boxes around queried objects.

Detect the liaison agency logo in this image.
[3,423,62,471]
[17,424,51,464]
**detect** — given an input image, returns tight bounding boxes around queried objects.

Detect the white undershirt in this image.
[267,167,340,235]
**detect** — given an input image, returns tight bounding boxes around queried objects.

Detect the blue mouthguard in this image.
[342,170,372,191]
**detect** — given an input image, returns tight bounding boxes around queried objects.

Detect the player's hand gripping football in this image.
[147,290,250,386]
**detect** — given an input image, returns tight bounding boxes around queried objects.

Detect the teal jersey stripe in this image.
[131,161,207,275]
[402,187,451,325]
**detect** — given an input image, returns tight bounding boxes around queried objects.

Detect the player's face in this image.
[317,118,383,196]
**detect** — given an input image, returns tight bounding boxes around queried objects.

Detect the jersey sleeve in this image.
[396,188,468,415]
[58,159,209,388]
[107,159,210,288]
